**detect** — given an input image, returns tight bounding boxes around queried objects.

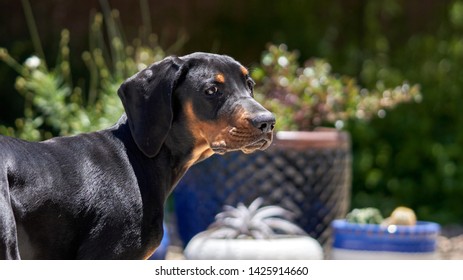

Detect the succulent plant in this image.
[206,197,307,239]
[346,207,384,224]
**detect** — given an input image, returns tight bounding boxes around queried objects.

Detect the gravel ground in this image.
[166,237,463,260]
[437,236,463,259]
[437,225,463,259]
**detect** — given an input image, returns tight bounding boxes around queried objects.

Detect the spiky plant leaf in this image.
[207,197,308,239]
[252,205,294,222]
[247,197,264,213]
[249,230,267,239]
[248,220,274,238]
[208,228,240,239]
[263,218,306,235]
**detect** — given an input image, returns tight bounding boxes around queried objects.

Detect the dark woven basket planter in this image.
[174,130,352,247]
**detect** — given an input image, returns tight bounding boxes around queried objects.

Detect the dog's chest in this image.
[17,224,36,259]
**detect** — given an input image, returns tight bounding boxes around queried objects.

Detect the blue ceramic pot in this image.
[331,219,440,259]
[174,131,352,247]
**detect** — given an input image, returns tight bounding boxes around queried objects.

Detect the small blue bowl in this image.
[331,219,440,253]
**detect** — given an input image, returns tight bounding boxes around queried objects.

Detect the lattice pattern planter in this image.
[174,131,352,247]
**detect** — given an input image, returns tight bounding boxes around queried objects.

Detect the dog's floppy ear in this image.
[118,56,186,158]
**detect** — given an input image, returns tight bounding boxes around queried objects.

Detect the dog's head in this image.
[118,52,275,158]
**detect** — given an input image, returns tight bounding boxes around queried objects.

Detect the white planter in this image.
[184,233,324,260]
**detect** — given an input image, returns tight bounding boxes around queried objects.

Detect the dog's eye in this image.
[247,80,255,93]
[205,86,219,95]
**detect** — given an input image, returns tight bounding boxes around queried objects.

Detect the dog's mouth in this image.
[241,138,271,154]
[211,131,273,155]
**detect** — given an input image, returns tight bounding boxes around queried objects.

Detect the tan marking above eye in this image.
[240,66,249,76]
[215,73,225,83]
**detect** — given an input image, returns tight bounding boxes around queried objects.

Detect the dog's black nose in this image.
[251,113,276,133]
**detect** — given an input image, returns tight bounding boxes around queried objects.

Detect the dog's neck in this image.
[164,117,214,190]
[110,115,213,197]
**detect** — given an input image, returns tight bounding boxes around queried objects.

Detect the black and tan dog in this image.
[0,53,275,259]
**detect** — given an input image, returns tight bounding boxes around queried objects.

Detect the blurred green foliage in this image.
[341,1,463,224]
[0,1,167,140]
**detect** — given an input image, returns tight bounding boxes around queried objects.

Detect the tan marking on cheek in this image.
[240,66,249,76]
[215,73,225,83]
[183,102,218,166]
[184,101,230,140]
[184,101,205,144]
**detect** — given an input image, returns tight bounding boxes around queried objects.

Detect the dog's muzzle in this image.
[240,111,275,153]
